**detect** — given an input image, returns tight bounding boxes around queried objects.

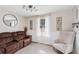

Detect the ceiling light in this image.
[22,5,38,12]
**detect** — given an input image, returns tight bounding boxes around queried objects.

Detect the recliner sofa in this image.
[0,31,32,54]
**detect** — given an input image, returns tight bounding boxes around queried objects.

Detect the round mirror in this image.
[3,14,18,27]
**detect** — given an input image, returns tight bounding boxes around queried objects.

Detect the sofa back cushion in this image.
[12,32,17,36]
[0,32,12,38]
[12,31,25,36]
[17,31,25,35]
[12,31,26,41]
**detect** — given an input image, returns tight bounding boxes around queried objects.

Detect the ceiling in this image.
[0,5,74,17]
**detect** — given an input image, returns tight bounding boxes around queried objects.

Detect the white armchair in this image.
[53,31,75,54]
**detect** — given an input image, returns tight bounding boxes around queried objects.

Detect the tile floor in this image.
[15,42,58,54]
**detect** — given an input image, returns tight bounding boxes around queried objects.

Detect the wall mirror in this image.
[3,14,18,27]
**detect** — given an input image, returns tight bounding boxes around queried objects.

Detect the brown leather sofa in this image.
[0,31,32,54]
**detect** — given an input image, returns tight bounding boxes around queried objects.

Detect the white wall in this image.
[26,16,38,42]
[26,8,74,45]
[0,9,26,33]
[50,8,74,32]
[49,8,74,45]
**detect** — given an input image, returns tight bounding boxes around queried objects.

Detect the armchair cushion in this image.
[53,43,73,54]
[53,43,67,53]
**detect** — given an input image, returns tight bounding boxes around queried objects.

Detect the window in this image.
[37,16,50,37]
[40,19,45,29]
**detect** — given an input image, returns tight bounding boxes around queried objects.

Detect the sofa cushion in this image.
[0,37,13,45]
[13,35,25,41]
[0,44,6,48]
[6,41,19,54]
[23,38,32,47]
[18,40,23,49]
[0,32,12,38]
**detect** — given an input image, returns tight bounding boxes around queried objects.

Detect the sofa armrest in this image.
[26,35,32,38]
[0,47,5,54]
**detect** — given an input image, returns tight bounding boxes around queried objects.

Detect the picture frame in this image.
[56,17,62,31]
[30,20,33,30]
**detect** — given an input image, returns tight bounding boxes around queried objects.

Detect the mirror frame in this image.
[3,14,18,27]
